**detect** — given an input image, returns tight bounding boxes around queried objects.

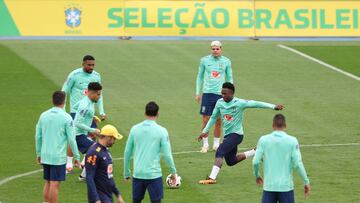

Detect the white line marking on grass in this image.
[0,142,359,187]
[277,44,360,81]
[0,169,43,186]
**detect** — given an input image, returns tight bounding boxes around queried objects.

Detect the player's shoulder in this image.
[200,55,212,61]
[259,133,273,142]
[68,68,82,76]
[286,133,299,143]
[220,55,231,62]
[91,70,101,77]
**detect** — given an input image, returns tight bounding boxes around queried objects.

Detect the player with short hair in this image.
[124,101,177,203]
[196,40,233,153]
[74,82,102,180]
[62,55,106,173]
[35,91,81,203]
[253,114,310,203]
[85,125,125,203]
[198,82,283,184]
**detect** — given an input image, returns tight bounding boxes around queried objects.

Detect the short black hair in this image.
[88,82,102,91]
[83,55,95,61]
[273,114,286,128]
[145,101,159,117]
[222,82,235,93]
[52,91,66,106]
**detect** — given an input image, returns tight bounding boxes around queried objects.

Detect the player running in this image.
[62,55,106,173]
[85,125,125,203]
[74,82,102,181]
[196,40,233,153]
[253,114,310,203]
[198,82,283,184]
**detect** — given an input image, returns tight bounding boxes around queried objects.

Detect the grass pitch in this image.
[0,40,359,203]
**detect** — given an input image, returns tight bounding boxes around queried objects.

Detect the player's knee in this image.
[225,158,237,166]
[215,150,225,158]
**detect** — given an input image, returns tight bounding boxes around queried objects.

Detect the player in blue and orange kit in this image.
[85,125,124,203]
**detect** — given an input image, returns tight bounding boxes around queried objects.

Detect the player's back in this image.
[260,131,298,191]
[37,107,72,164]
[130,120,168,179]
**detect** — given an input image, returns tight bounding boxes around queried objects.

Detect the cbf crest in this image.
[65,5,82,28]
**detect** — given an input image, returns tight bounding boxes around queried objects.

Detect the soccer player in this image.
[35,91,81,203]
[198,82,283,184]
[62,55,106,173]
[124,101,177,203]
[252,114,310,203]
[196,40,233,153]
[85,125,125,203]
[74,82,102,180]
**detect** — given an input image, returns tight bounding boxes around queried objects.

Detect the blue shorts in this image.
[215,133,243,166]
[200,93,222,116]
[262,190,295,203]
[132,177,163,202]
[70,113,97,128]
[43,164,66,181]
[76,134,95,154]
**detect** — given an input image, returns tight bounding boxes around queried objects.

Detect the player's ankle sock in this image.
[203,137,209,147]
[81,168,86,178]
[213,137,220,147]
[81,157,85,166]
[244,149,256,158]
[66,156,73,166]
[209,165,220,180]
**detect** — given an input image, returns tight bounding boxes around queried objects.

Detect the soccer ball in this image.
[166,174,181,188]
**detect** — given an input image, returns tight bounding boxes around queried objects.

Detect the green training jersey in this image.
[74,96,96,136]
[202,97,275,136]
[62,68,105,115]
[124,120,177,179]
[35,107,80,165]
[196,55,233,96]
[253,131,310,192]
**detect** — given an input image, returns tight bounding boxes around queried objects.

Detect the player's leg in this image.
[42,164,51,202]
[66,113,77,173]
[212,94,222,151]
[213,118,221,150]
[132,178,147,203]
[199,133,240,184]
[48,164,65,203]
[49,181,60,203]
[76,134,95,181]
[66,146,74,174]
[200,115,210,152]
[278,190,294,203]
[147,177,163,203]
[262,191,278,203]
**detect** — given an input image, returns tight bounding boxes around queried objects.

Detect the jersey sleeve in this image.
[243,100,275,109]
[196,59,205,95]
[65,118,80,161]
[35,116,42,157]
[160,129,177,174]
[123,128,134,178]
[96,75,106,116]
[291,138,310,185]
[74,103,96,133]
[202,101,220,133]
[225,60,233,83]
[252,137,265,178]
[85,150,100,202]
[61,72,75,111]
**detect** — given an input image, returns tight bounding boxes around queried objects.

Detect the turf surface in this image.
[0,41,359,203]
